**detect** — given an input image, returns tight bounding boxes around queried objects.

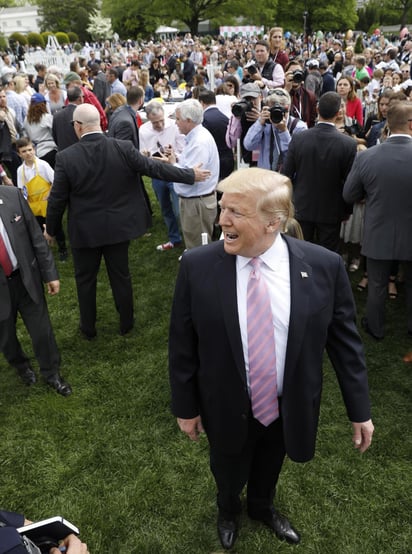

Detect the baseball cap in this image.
[307,59,319,68]
[240,82,261,98]
[30,93,46,104]
[63,72,81,85]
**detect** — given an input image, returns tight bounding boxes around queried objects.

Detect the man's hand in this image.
[43,225,56,247]
[50,533,89,554]
[177,416,204,441]
[2,175,13,186]
[259,106,270,125]
[46,280,60,295]
[351,419,374,453]
[192,163,211,182]
[245,106,261,122]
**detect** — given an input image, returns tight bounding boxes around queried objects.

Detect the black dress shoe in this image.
[79,325,97,341]
[250,511,301,545]
[217,515,238,550]
[360,317,383,341]
[17,366,36,386]
[46,374,72,397]
[120,322,134,336]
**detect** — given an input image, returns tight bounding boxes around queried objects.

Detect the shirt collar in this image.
[237,232,286,272]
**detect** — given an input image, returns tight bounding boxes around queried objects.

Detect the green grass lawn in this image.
[1,183,411,553]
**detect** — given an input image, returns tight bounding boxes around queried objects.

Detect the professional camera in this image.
[232,99,253,118]
[246,64,258,76]
[292,69,304,83]
[269,103,287,124]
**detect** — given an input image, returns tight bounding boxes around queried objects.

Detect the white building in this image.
[0,5,40,36]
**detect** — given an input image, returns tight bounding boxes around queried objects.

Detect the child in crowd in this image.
[16,137,68,261]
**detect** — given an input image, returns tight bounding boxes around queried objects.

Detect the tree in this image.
[276,0,358,34]
[37,0,97,42]
[102,0,277,37]
[87,10,113,41]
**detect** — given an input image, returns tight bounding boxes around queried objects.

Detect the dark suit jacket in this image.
[283,122,357,224]
[52,104,79,151]
[169,236,371,462]
[108,105,139,147]
[202,106,234,180]
[92,71,110,109]
[46,133,196,248]
[0,510,26,554]
[0,186,58,321]
[343,136,412,260]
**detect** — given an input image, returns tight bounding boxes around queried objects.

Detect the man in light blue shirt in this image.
[106,68,127,97]
[169,99,219,249]
[244,89,306,171]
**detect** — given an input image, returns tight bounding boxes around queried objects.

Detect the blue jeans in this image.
[152,179,181,244]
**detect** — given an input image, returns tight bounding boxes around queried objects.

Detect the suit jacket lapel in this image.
[282,235,312,384]
[216,250,247,386]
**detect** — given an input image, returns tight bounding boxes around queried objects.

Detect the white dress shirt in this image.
[236,233,290,396]
[0,216,18,271]
[173,124,219,197]
[139,118,185,155]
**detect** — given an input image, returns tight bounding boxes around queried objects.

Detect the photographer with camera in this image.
[225,82,263,166]
[284,60,317,127]
[243,89,307,170]
[247,40,285,94]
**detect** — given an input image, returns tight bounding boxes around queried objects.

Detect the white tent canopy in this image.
[155,25,179,34]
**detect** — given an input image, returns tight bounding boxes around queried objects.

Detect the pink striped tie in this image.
[247,257,279,426]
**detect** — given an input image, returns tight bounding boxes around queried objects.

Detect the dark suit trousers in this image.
[298,220,341,253]
[367,258,412,337]
[71,241,133,334]
[0,272,61,378]
[209,411,286,520]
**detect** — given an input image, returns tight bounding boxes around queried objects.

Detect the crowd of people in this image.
[0,25,411,551]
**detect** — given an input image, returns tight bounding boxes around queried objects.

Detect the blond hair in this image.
[218,168,294,229]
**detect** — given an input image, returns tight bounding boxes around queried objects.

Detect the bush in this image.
[8,32,28,46]
[68,31,79,43]
[27,32,45,49]
[55,32,70,46]
[354,34,364,54]
[0,34,8,51]
[41,31,53,43]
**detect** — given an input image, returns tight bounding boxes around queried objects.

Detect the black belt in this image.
[179,192,215,200]
[7,269,20,280]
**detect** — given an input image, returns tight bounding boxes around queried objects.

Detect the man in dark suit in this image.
[169,168,373,550]
[52,86,83,151]
[108,86,152,220]
[0,185,71,396]
[107,86,143,145]
[89,62,109,110]
[343,100,412,341]
[283,91,357,252]
[197,87,234,181]
[45,104,210,339]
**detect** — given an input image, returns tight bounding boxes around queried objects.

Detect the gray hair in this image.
[145,100,164,117]
[176,99,203,125]
[266,88,291,108]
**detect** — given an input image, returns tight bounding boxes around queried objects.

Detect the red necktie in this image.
[0,232,13,277]
[247,257,279,426]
